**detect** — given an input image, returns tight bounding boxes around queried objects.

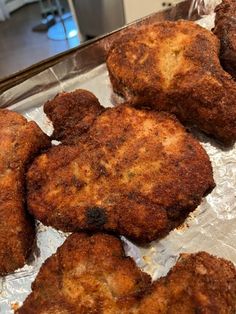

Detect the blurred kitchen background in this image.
[0,0,181,79]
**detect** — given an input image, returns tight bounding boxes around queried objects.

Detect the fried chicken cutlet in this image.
[107,20,236,145]
[27,90,214,243]
[0,109,50,275]
[213,0,236,78]
[16,233,236,314]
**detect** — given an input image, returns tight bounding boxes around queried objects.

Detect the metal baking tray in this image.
[0,0,194,98]
[0,1,235,313]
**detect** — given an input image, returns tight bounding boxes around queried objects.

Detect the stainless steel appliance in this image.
[73,0,125,37]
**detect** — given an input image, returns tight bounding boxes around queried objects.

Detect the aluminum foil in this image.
[189,0,220,30]
[188,0,221,18]
[0,5,236,314]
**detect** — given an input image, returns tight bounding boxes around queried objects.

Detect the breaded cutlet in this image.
[27,90,214,243]
[17,233,236,314]
[213,0,236,78]
[0,109,50,275]
[107,20,236,145]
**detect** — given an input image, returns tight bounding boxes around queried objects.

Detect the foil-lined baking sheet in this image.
[0,3,236,313]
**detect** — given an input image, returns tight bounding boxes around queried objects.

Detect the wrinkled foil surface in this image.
[0,6,236,314]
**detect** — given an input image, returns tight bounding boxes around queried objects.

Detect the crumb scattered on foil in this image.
[11,303,20,312]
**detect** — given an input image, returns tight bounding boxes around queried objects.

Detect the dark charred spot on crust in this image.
[166,206,182,220]
[106,136,126,150]
[203,183,215,197]
[96,164,108,177]
[194,307,203,314]
[31,180,42,191]
[187,143,194,151]
[86,207,107,227]
[172,160,180,168]
[127,192,138,200]
[72,176,85,190]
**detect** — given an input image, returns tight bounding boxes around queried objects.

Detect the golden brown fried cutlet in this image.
[107,20,236,145]
[213,0,236,78]
[44,89,105,145]
[0,109,50,275]
[27,90,214,243]
[16,233,236,314]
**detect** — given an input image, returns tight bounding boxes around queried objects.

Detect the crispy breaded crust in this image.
[27,101,214,243]
[17,233,236,314]
[44,89,105,144]
[139,251,236,314]
[107,20,236,145]
[0,109,50,275]
[213,0,236,78]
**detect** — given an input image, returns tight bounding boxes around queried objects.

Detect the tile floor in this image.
[0,3,80,79]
